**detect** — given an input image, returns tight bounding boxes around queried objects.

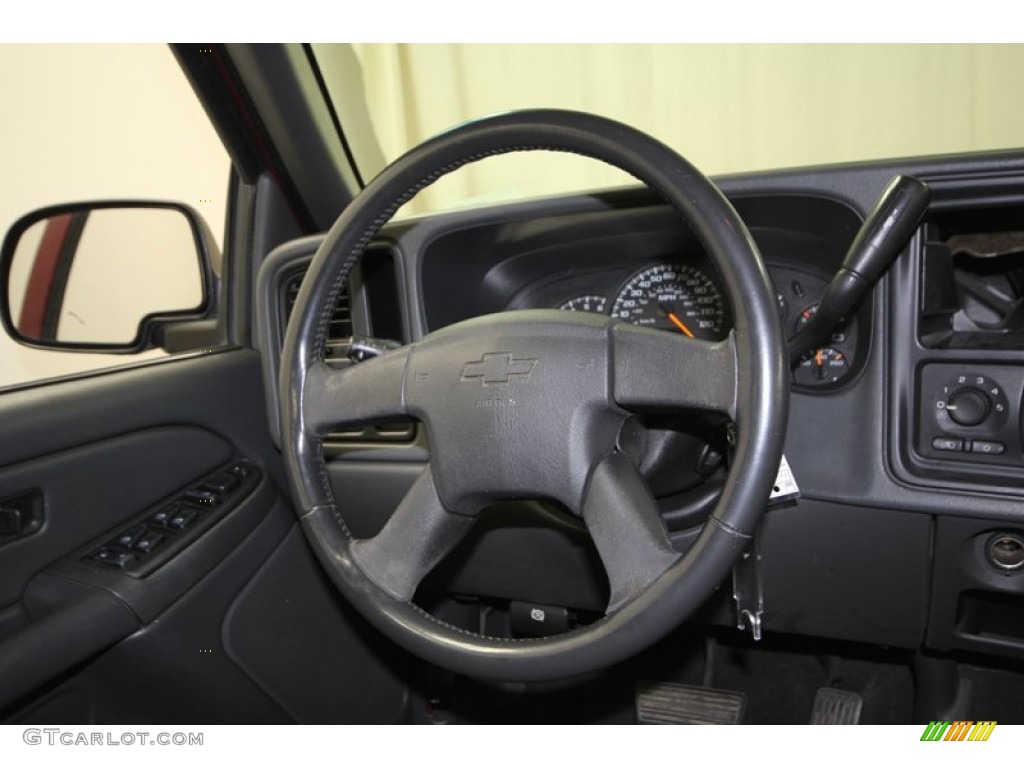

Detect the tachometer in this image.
[610,263,726,340]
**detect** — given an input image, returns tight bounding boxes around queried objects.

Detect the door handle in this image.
[0,490,43,545]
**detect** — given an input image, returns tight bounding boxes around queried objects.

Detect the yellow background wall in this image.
[0,45,228,387]
[2,44,1023,387]
[351,44,1024,215]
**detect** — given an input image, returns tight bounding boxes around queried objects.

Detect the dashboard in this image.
[257,149,1024,664]
[415,194,867,393]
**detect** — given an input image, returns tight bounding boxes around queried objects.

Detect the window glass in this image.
[336,43,1024,217]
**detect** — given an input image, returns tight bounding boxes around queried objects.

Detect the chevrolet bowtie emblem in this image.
[461,353,537,385]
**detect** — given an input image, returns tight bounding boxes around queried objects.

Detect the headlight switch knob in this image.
[945,387,990,427]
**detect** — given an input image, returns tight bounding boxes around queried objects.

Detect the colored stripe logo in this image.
[920,721,997,741]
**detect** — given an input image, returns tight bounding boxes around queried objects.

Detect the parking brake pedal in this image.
[636,681,745,724]
[810,687,863,724]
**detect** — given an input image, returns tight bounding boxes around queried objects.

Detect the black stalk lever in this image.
[788,175,931,364]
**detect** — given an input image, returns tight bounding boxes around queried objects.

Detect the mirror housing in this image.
[1,201,221,354]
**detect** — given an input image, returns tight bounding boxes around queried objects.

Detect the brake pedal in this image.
[636,681,745,725]
[810,687,863,724]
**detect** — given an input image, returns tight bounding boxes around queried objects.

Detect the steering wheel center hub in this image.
[405,310,623,514]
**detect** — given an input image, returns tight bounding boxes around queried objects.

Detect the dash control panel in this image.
[918,365,1023,467]
[86,459,260,577]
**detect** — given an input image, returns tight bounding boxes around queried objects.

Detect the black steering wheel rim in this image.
[280,109,788,682]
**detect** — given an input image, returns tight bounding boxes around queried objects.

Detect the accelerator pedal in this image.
[636,681,745,725]
[810,687,863,724]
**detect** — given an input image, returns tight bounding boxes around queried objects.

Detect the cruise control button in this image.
[932,437,963,452]
[95,549,137,570]
[970,440,1005,455]
[133,531,165,553]
[169,509,199,530]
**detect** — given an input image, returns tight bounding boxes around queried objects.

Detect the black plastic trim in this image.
[222,44,358,231]
[172,43,317,233]
[0,576,140,711]
[888,173,1024,499]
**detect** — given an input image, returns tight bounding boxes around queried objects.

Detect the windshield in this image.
[314,43,1024,217]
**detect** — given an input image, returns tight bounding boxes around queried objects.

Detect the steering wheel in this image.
[280,110,787,682]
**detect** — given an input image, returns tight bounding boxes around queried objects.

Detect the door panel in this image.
[13,499,298,725]
[0,351,281,471]
[0,425,233,607]
[0,350,409,723]
[0,351,281,714]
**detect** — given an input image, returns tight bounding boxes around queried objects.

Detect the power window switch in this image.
[95,548,137,570]
[152,504,179,527]
[114,525,147,548]
[133,531,165,553]
[168,509,199,531]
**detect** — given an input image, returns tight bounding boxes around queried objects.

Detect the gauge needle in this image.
[659,302,695,338]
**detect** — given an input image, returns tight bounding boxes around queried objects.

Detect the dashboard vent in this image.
[281,259,415,447]
[284,272,352,362]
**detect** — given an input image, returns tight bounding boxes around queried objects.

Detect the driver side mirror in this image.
[1,201,221,353]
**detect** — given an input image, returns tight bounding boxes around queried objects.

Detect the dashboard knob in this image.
[946,387,991,427]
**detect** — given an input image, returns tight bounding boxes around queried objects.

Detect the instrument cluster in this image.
[546,259,859,391]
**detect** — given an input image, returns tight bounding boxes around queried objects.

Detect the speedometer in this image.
[610,263,726,340]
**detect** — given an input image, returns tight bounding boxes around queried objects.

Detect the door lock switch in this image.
[202,473,240,494]
[182,488,220,506]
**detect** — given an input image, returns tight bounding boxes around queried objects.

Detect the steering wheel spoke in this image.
[302,349,411,435]
[582,452,681,614]
[350,467,474,602]
[613,324,737,418]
